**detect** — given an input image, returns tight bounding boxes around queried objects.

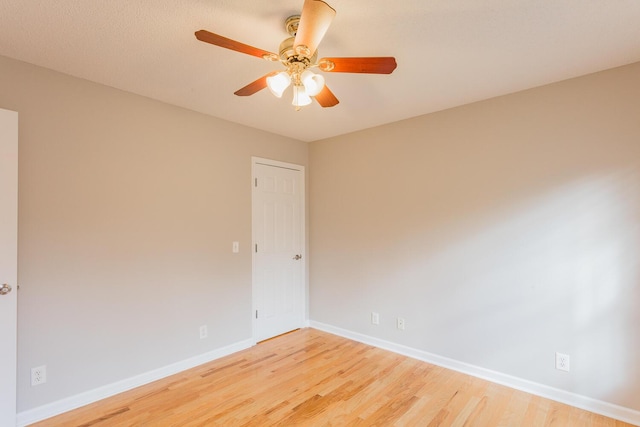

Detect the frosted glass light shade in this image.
[292,85,312,107]
[300,70,325,96]
[266,72,291,98]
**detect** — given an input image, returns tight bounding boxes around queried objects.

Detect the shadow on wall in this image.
[387,169,640,409]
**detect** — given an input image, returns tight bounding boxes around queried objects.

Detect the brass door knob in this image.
[0,284,12,295]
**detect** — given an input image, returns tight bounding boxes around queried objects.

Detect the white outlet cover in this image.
[371,312,380,325]
[555,352,570,372]
[31,365,47,386]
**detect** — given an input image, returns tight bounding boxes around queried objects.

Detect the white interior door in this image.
[0,108,18,426]
[252,158,305,342]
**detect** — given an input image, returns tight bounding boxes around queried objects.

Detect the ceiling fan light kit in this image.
[266,72,291,98]
[300,70,325,96]
[292,85,313,107]
[194,0,397,110]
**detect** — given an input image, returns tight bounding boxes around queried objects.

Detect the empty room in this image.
[1,0,639,425]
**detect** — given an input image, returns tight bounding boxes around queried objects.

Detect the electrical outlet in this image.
[31,365,46,386]
[199,325,208,339]
[397,317,406,330]
[371,312,380,325]
[556,352,570,372]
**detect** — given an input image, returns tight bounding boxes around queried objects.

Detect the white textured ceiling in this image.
[1,0,640,142]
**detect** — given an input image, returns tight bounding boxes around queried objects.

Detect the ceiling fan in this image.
[195,0,397,110]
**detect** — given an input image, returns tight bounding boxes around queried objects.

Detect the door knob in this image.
[293,254,302,260]
[0,284,11,295]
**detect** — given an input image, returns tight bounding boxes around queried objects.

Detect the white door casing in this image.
[252,158,305,342]
[0,108,18,426]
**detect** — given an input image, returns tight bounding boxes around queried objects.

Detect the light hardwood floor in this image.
[32,328,633,426]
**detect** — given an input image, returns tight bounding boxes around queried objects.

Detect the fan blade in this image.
[234,73,276,96]
[294,0,336,58]
[314,85,339,107]
[318,57,397,74]
[195,30,277,60]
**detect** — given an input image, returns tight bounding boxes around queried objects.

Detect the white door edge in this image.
[251,156,306,344]
[0,108,18,427]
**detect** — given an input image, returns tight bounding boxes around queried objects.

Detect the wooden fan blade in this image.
[294,0,336,58]
[234,73,276,96]
[314,85,339,107]
[318,57,397,74]
[195,30,277,60]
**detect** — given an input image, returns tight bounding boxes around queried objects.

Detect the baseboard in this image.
[17,324,640,426]
[309,320,640,426]
[17,338,253,427]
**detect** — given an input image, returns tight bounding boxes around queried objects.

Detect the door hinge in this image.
[254,178,258,187]
[256,310,258,319]
[255,244,258,253]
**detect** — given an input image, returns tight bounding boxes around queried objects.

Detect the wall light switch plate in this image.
[232,241,239,253]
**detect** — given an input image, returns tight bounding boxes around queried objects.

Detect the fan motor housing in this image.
[278,37,318,65]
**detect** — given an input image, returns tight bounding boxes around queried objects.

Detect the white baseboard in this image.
[17,339,253,427]
[17,324,640,426]
[309,320,640,426]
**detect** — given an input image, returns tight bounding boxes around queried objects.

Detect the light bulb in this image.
[300,70,325,96]
[266,71,291,98]
[292,85,312,107]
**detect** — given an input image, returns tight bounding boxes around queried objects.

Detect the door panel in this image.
[0,108,18,426]
[252,160,304,342]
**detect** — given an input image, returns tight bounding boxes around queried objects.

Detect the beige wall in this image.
[309,62,640,410]
[3,49,640,415]
[0,54,308,411]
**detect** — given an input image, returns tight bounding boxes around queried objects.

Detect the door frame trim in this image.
[251,157,306,344]
[0,108,18,427]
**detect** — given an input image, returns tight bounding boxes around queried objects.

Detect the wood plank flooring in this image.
[31,328,634,426]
